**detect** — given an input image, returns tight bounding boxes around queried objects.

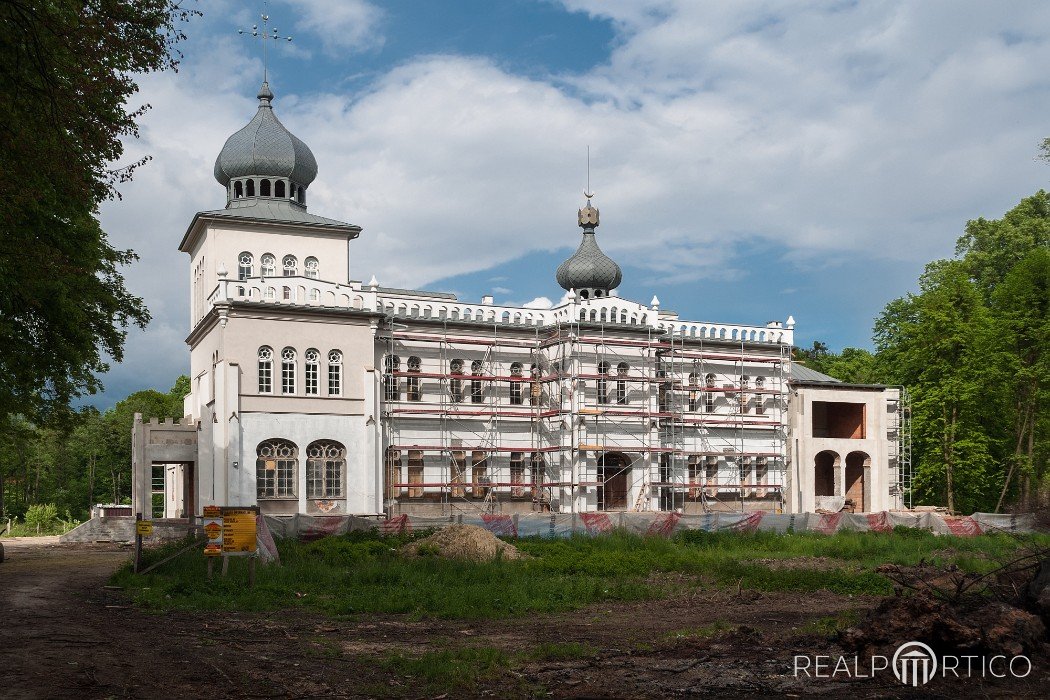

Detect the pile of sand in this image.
[401,524,529,562]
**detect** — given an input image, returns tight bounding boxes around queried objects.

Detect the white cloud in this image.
[523,296,554,309]
[285,0,384,55]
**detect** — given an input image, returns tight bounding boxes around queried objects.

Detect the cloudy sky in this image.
[93,0,1050,407]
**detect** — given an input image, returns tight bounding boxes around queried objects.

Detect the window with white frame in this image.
[597,361,610,404]
[509,363,523,405]
[281,347,296,394]
[470,360,484,403]
[283,255,297,276]
[238,252,253,280]
[384,355,400,401]
[328,350,342,396]
[616,362,629,404]
[755,376,765,415]
[450,359,464,403]
[304,256,319,279]
[305,349,320,395]
[705,373,716,412]
[257,439,297,498]
[306,440,345,498]
[529,364,541,406]
[261,253,276,277]
[282,286,292,300]
[407,356,422,401]
[258,346,273,393]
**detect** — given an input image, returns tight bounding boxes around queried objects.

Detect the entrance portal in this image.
[845,451,869,512]
[814,451,837,497]
[598,453,631,510]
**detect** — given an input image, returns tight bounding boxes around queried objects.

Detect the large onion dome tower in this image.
[555,195,622,299]
[213,82,318,208]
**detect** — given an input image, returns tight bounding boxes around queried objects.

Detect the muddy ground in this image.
[0,538,1046,699]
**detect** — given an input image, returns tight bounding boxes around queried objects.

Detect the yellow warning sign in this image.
[203,521,222,540]
[202,505,222,518]
[136,521,154,537]
[221,507,257,554]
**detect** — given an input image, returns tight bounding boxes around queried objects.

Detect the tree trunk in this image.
[944,404,957,514]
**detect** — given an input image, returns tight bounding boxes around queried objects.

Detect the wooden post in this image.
[134,512,142,574]
[207,557,215,581]
[221,555,230,578]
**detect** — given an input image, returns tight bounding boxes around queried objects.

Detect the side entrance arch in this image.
[598,452,631,510]
[814,450,839,498]
[845,451,870,512]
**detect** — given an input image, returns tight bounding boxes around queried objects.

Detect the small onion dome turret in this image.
[556,198,622,299]
[214,82,318,206]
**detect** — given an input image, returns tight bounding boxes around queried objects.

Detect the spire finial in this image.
[238,1,293,84]
[584,145,594,200]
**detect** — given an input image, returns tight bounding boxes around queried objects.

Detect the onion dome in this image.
[556,198,622,299]
[213,82,318,207]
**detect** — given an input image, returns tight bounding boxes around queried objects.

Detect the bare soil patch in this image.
[1,538,1046,698]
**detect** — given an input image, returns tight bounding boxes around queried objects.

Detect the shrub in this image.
[24,503,59,532]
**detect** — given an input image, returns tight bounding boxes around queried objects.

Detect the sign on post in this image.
[202,505,223,557]
[136,520,154,537]
[221,507,258,555]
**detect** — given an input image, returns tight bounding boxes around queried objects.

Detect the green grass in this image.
[111,528,1048,620]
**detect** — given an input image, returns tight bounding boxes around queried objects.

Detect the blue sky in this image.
[92,0,1050,406]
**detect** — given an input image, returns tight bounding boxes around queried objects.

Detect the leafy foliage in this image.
[0,1,197,422]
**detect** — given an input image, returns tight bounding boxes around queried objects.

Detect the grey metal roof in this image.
[556,232,622,292]
[376,286,458,300]
[197,198,358,231]
[790,364,842,383]
[213,82,318,187]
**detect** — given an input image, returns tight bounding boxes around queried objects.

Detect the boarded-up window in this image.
[450,451,466,498]
[510,452,524,496]
[812,402,865,439]
[471,451,488,499]
[408,450,424,498]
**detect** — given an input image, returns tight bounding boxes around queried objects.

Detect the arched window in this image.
[384,355,400,401]
[258,346,273,393]
[260,179,271,197]
[407,356,422,402]
[304,257,319,279]
[306,440,345,498]
[238,252,253,281]
[470,360,484,404]
[328,350,342,396]
[616,362,629,405]
[282,286,292,300]
[450,359,464,403]
[529,364,541,406]
[755,377,765,415]
[275,180,286,198]
[261,253,276,277]
[281,347,296,394]
[308,288,320,302]
[688,371,699,411]
[234,181,243,198]
[256,438,297,498]
[597,361,610,405]
[246,179,256,196]
[705,373,716,412]
[283,255,297,277]
[305,349,320,395]
[264,286,276,300]
[739,375,750,414]
[509,362,523,405]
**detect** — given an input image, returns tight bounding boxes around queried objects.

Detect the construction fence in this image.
[264,510,1036,541]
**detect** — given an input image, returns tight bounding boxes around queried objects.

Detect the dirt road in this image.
[0,538,1046,698]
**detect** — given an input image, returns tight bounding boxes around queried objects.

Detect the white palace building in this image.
[131,82,911,520]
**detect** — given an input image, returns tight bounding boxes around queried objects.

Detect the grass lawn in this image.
[112,526,1046,621]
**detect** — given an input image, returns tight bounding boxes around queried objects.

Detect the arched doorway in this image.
[814,450,838,497]
[598,452,631,510]
[845,451,870,512]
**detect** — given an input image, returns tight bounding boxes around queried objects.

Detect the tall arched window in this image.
[238,252,253,281]
[304,257,319,279]
[616,362,629,405]
[450,359,464,403]
[260,179,271,197]
[258,346,274,393]
[281,347,296,394]
[509,363,523,405]
[470,360,484,403]
[256,439,297,498]
[688,371,699,412]
[328,350,342,396]
[597,361,610,405]
[275,180,286,198]
[283,255,297,276]
[384,355,400,401]
[246,179,256,196]
[529,364,541,406]
[407,356,422,402]
[306,440,345,498]
[755,376,765,415]
[304,349,320,395]
[261,253,276,277]
[234,181,243,198]
[705,373,716,412]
